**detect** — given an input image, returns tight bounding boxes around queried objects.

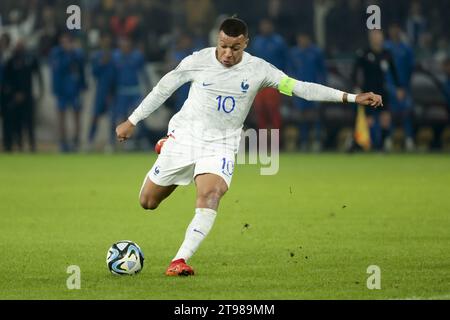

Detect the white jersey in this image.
[129,47,349,153]
[129,47,286,153]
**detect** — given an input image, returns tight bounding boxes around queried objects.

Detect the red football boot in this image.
[165,258,195,276]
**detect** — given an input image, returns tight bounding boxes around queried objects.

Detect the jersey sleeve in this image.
[128,54,195,125]
[261,61,287,89]
[261,60,346,103]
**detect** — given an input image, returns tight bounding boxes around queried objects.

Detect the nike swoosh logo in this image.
[202,82,213,86]
[193,229,206,236]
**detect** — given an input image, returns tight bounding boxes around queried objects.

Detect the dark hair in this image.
[219,16,248,38]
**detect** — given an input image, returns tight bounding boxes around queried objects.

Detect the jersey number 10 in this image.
[216,95,236,113]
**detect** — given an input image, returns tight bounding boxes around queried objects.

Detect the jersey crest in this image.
[241,80,249,93]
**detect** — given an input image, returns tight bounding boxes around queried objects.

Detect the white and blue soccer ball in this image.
[106,240,144,275]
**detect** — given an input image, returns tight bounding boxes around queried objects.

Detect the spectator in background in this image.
[434,37,450,65]
[184,0,216,32]
[1,33,12,150]
[271,0,311,45]
[50,32,86,152]
[86,13,110,50]
[250,18,287,71]
[110,2,141,41]
[406,0,427,49]
[35,6,59,57]
[287,32,327,151]
[443,58,450,108]
[250,18,287,131]
[1,40,43,152]
[385,23,416,151]
[0,33,12,94]
[87,34,116,150]
[415,32,434,61]
[352,30,404,152]
[141,0,173,61]
[325,0,365,57]
[0,33,12,81]
[0,9,36,49]
[111,37,149,149]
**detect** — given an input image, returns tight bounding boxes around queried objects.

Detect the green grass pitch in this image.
[0,153,449,300]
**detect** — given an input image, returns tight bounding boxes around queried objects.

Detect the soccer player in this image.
[116,17,382,276]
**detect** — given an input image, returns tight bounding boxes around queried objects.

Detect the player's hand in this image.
[116,120,135,142]
[356,92,383,108]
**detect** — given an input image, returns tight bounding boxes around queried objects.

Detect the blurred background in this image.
[0,0,449,153]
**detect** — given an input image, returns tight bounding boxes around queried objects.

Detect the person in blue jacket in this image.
[249,18,288,131]
[287,33,327,151]
[111,37,150,148]
[88,34,116,149]
[385,23,416,151]
[250,18,288,71]
[50,32,86,152]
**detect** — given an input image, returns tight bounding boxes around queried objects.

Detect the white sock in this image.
[173,208,217,262]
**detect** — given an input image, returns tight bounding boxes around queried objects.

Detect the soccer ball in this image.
[106,240,144,275]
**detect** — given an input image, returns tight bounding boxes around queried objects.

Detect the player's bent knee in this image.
[139,194,159,210]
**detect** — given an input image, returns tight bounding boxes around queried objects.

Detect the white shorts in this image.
[145,134,236,188]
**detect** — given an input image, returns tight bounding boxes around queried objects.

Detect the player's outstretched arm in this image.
[116,55,194,142]
[277,76,382,108]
